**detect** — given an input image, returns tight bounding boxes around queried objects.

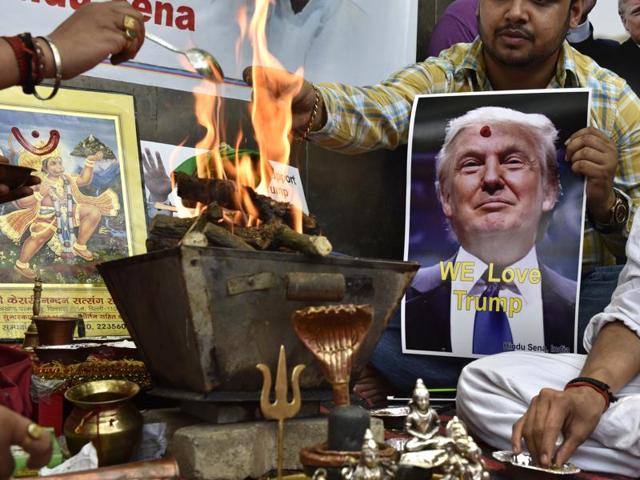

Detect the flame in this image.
[183,0,305,233]
[237,153,260,226]
[236,6,249,64]
[193,82,225,181]
[249,0,304,199]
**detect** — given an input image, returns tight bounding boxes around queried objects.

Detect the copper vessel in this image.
[64,380,142,466]
[34,316,78,345]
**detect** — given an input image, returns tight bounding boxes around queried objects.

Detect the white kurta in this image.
[456,214,640,476]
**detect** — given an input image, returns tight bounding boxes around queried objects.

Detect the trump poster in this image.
[402,90,589,358]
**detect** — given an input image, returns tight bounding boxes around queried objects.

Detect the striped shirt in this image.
[311,39,640,271]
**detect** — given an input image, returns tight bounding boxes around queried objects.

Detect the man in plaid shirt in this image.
[249,0,640,473]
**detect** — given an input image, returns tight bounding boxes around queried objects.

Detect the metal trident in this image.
[257,345,305,480]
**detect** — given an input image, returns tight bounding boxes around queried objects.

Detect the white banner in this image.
[11,1,418,97]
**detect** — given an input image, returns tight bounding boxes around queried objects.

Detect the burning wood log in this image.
[174,172,320,234]
[202,223,255,251]
[174,171,238,210]
[146,200,331,257]
[225,222,331,256]
[145,215,194,251]
[148,215,194,239]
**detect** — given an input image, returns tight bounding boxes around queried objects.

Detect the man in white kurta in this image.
[457,214,640,476]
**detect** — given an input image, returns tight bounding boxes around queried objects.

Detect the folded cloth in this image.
[0,345,32,417]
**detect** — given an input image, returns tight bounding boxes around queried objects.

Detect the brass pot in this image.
[63,380,142,466]
[34,316,78,345]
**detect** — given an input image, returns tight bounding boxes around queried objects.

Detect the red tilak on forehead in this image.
[480,125,492,137]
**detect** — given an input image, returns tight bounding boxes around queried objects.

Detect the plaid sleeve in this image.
[309,61,453,154]
[593,84,640,262]
[612,84,640,238]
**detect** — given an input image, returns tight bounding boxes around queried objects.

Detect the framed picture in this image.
[402,90,589,358]
[0,86,146,339]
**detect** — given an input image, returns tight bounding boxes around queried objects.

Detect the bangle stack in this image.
[2,33,62,100]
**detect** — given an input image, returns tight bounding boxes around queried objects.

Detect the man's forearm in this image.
[581,320,640,392]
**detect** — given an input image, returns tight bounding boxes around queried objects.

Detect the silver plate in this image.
[370,406,411,417]
[492,451,581,475]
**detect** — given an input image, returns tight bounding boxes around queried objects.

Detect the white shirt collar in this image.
[567,20,591,44]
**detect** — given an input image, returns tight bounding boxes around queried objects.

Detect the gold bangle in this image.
[298,85,320,141]
[34,192,43,201]
[33,36,62,101]
[84,160,95,167]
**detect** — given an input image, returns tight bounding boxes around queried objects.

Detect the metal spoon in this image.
[145,32,225,82]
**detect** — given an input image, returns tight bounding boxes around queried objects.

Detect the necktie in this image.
[472,282,513,354]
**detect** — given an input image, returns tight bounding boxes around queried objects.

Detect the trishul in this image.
[257,345,305,480]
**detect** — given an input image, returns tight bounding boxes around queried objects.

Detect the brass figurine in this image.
[340,429,397,480]
[23,275,42,350]
[292,305,372,406]
[257,345,305,480]
[404,378,440,452]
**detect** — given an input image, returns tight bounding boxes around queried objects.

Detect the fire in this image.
[193,82,225,181]
[187,0,305,232]
[248,0,304,198]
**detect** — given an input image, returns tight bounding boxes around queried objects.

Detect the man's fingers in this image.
[142,148,152,172]
[155,152,166,172]
[8,415,52,471]
[25,176,41,187]
[511,415,526,453]
[566,135,612,164]
[0,187,35,204]
[570,160,610,178]
[522,396,542,463]
[553,433,583,467]
[538,404,566,467]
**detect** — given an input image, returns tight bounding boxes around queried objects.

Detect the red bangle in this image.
[564,382,610,412]
[3,35,30,88]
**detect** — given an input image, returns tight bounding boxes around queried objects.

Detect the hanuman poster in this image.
[0,87,146,339]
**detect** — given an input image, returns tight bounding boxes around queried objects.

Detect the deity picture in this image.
[0,87,146,339]
[0,118,126,283]
[403,90,589,358]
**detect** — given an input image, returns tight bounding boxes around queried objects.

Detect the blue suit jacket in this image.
[404,260,577,353]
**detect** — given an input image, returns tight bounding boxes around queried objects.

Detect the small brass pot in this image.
[64,380,142,466]
[34,316,78,345]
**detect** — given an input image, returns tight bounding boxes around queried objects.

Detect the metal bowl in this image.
[33,315,79,345]
[370,406,411,431]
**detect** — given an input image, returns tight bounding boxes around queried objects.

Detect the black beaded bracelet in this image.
[17,33,36,95]
[566,376,618,404]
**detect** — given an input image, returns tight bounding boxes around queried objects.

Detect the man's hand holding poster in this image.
[403,90,589,358]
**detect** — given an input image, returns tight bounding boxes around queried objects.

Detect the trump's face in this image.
[440,123,556,248]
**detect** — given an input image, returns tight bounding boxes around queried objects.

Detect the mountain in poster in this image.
[71,134,115,159]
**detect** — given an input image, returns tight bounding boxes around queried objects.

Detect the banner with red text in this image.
[9,0,418,99]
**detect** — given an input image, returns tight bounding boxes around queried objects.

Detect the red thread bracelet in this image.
[564,381,610,412]
[3,35,30,88]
